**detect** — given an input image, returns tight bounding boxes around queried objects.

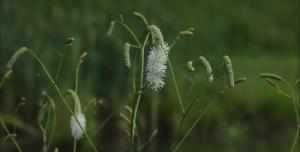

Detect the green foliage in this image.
[0,0,299,151]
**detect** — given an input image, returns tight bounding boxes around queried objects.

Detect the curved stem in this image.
[0,118,22,152]
[130,33,149,152]
[54,53,64,83]
[285,80,299,124]
[117,21,142,48]
[132,50,139,93]
[283,79,300,152]
[290,127,300,152]
[26,49,98,152]
[75,60,82,94]
[170,94,220,152]
[171,98,198,148]
[167,57,185,114]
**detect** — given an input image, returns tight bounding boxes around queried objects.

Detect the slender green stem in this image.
[139,129,158,151]
[132,50,139,93]
[171,98,198,148]
[284,80,299,125]
[75,59,82,93]
[117,21,142,48]
[47,108,56,150]
[73,55,83,152]
[25,49,98,152]
[290,127,300,152]
[129,33,149,152]
[54,53,65,83]
[0,118,22,152]
[283,79,300,152]
[42,93,56,149]
[167,57,185,114]
[73,139,77,152]
[171,93,221,152]
[82,110,119,152]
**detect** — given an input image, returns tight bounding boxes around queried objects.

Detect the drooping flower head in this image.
[70,112,86,140]
[67,89,86,140]
[223,55,234,88]
[146,25,170,91]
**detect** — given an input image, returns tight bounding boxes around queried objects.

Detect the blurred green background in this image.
[0,0,299,152]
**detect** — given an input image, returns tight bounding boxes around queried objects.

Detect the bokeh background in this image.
[0,0,299,152]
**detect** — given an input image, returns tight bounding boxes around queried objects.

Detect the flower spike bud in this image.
[80,52,88,60]
[107,21,115,36]
[133,11,149,28]
[6,47,28,69]
[67,89,86,140]
[149,25,164,45]
[234,77,247,84]
[199,56,213,83]
[223,55,234,88]
[260,73,283,81]
[65,37,75,48]
[187,61,195,72]
[124,43,131,68]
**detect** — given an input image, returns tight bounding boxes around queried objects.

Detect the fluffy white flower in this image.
[146,42,170,91]
[70,112,86,140]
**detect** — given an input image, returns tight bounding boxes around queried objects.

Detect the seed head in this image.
[149,25,164,45]
[80,52,88,60]
[6,47,28,69]
[65,37,75,48]
[107,21,115,36]
[260,73,283,81]
[187,61,195,72]
[124,42,131,68]
[234,77,247,84]
[223,55,234,88]
[133,11,149,27]
[199,56,213,83]
[177,31,194,40]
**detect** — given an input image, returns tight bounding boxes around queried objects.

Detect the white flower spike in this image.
[70,112,86,140]
[67,89,86,140]
[146,26,170,92]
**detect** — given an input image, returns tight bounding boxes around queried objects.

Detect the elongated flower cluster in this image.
[124,42,131,68]
[199,56,213,83]
[149,25,164,45]
[6,47,28,69]
[223,55,234,88]
[68,89,86,140]
[70,112,86,140]
[146,42,170,91]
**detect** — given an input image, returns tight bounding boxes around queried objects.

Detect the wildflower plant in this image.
[260,73,300,152]
[108,11,248,152]
[2,10,295,152]
[0,43,98,151]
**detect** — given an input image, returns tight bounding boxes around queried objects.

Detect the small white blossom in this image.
[146,42,170,91]
[70,112,86,140]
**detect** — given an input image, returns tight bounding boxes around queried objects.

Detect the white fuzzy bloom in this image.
[146,42,170,91]
[70,112,86,140]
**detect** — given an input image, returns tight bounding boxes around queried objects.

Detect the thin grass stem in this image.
[129,33,149,152]
[167,57,185,114]
[24,49,98,152]
[171,93,222,152]
[0,118,22,152]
